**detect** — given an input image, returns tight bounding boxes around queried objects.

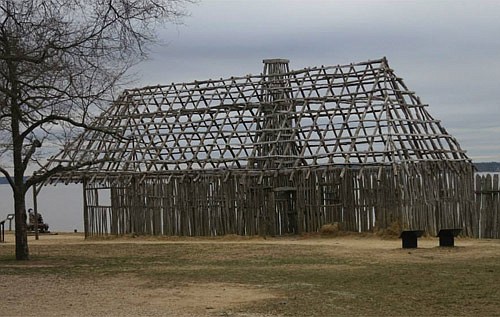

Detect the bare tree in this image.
[0,0,190,260]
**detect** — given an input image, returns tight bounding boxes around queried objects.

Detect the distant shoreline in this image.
[0,162,499,185]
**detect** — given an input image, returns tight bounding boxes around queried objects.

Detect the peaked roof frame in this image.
[43,57,469,183]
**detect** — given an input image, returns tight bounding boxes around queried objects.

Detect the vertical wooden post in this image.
[83,178,89,238]
[32,183,39,240]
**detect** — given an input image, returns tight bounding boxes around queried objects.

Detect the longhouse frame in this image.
[44,58,475,237]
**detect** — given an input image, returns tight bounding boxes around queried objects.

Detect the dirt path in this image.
[1,275,276,317]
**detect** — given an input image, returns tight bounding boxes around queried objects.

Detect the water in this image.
[0,183,83,232]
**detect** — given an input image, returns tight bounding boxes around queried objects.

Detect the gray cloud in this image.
[129,0,500,161]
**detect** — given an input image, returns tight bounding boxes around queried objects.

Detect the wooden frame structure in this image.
[44,57,475,237]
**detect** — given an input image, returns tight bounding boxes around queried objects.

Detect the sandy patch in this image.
[0,274,278,317]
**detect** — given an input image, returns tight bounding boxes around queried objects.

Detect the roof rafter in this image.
[43,58,470,182]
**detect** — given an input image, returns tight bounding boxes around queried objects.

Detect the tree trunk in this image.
[14,188,29,260]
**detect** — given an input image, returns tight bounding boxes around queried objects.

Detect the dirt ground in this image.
[1,232,499,316]
[1,275,274,317]
[1,233,281,317]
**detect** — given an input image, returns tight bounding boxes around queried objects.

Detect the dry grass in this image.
[0,232,499,316]
[374,220,402,238]
[319,222,343,236]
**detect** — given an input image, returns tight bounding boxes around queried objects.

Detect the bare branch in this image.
[20,114,127,142]
[21,139,41,170]
[0,0,192,259]
[0,165,14,188]
[26,157,113,190]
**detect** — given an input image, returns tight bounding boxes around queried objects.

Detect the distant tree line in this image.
[474,162,500,172]
[0,162,498,187]
[0,163,499,185]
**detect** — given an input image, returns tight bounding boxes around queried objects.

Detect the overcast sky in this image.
[130,0,500,162]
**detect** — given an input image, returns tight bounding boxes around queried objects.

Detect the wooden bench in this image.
[437,228,462,247]
[399,230,425,248]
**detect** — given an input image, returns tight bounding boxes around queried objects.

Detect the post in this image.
[83,178,89,238]
[33,183,39,240]
[0,220,4,242]
[7,214,14,231]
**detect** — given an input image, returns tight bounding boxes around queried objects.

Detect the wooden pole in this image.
[33,183,39,240]
[83,179,89,238]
